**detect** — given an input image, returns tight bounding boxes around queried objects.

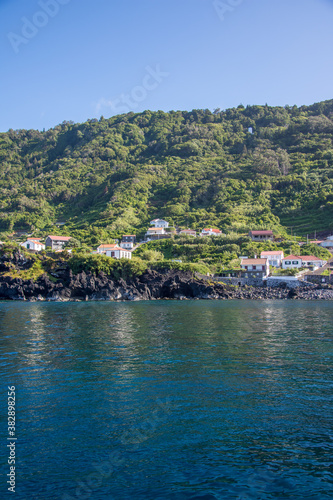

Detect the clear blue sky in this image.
[1,0,333,131]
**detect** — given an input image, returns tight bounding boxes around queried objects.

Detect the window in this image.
[292,261,299,265]
[253,266,256,270]
[285,261,291,265]
[111,252,115,257]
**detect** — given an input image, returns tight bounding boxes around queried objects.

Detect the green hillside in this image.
[1,99,333,244]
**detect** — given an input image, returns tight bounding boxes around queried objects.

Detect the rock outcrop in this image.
[1,267,333,301]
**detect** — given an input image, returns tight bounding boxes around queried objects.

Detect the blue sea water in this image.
[0,300,333,500]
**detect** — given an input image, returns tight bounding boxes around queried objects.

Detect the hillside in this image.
[1,99,333,244]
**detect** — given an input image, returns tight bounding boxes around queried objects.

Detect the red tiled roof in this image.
[250,230,273,235]
[203,228,222,233]
[98,244,118,249]
[261,251,284,256]
[301,255,323,261]
[283,255,302,260]
[47,235,71,241]
[241,258,267,265]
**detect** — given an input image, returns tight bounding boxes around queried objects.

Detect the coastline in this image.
[1,269,333,302]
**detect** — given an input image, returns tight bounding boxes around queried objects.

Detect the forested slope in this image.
[1,99,333,242]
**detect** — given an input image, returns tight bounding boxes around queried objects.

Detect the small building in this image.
[120,235,136,250]
[106,245,132,259]
[21,238,45,252]
[301,255,326,269]
[260,250,284,267]
[200,228,223,237]
[150,219,169,228]
[282,255,303,269]
[240,258,269,278]
[97,244,117,254]
[319,236,333,249]
[97,244,131,259]
[45,235,72,251]
[218,270,242,278]
[309,240,324,246]
[249,230,274,241]
[146,227,166,240]
[180,229,196,237]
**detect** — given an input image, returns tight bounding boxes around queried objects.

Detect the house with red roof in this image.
[301,255,327,269]
[249,230,274,241]
[120,235,136,250]
[282,255,303,269]
[45,235,72,251]
[200,228,223,237]
[240,258,270,278]
[21,238,45,252]
[260,250,284,267]
[180,229,197,237]
[97,244,131,259]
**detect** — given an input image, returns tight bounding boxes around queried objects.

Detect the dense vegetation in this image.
[1,99,333,246]
[135,235,332,273]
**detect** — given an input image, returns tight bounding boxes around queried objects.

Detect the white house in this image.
[106,246,132,260]
[150,219,169,228]
[200,228,223,237]
[240,258,270,278]
[21,238,45,252]
[301,255,326,269]
[146,227,165,236]
[97,244,131,259]
[282,255,303,269]
[260,250,284,267]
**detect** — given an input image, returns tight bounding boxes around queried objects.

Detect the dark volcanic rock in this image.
[0,265,332,301]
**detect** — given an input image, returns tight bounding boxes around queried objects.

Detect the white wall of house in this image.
[106,249,132,259]
[120,242,134,249]
[150,219,169,228]
[260,253,284,267]
[21,240,45,251]
[200,229,222,237]
[301,258,326,268]
[146,227,165,235]
[282,258,302,269]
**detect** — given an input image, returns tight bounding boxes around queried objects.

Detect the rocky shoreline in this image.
[1,268,333,302]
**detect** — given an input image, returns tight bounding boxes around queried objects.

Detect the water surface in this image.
[1,300,332,499]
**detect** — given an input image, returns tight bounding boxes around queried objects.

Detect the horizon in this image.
[1,0,333,132]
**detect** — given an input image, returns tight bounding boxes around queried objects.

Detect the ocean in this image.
[1,300,333,499]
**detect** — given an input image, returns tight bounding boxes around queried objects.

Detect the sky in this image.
[1,0,333,132]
